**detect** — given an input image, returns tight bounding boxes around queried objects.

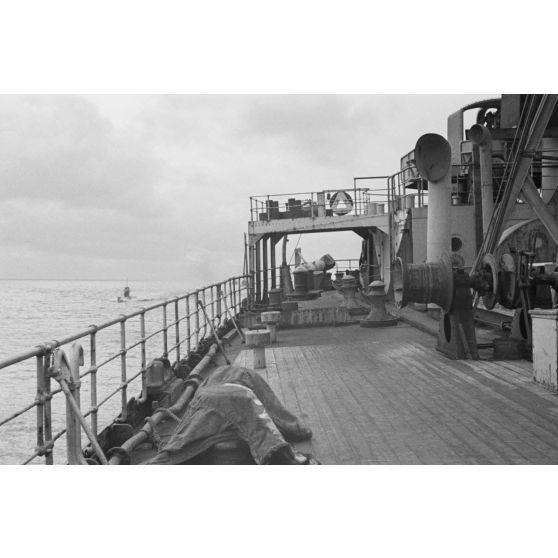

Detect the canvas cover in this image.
[145,365,312,464]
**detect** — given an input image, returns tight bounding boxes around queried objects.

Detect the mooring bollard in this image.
[360,281,398,328]
[340,275,367,316]
[261,311,282,343]
[245,329,271,369]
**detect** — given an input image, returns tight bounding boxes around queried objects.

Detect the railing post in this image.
[201,289,208,338]
[194,290,200,350]
[224,280,229,316]
[139,311,146,398]
[232,277,237,313]
[210,285,216,326]
[64,343,85,464]
[89,329,98,438]
[120,319,128,422]
[162,304,168,356]
[174,298,180,362]
[217,283,223,322]
[35,354,46,463]
[186,294,191,355]
[43,348,53,464]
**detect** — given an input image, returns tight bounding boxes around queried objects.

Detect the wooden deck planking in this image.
[230,322,558,464]
[395,345,550,463]
[354,341,465,464]
[305,343,419,464]
[389,352,525,463]
[401,343,558,460]
[279,347,355,463]
[299,346,380,464]
[367,350,465,464]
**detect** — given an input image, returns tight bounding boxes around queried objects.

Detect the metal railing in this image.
[389,162,475,209]
[0,275,248,465]
[250,187,374,222]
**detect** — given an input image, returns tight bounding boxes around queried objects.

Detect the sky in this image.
[0,94,492,285]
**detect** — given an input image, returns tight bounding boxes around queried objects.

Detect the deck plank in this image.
[161,321,558,465]
[299,346,379,463]
[396,345,547,463]
[279,346,354,464]
[245,323,558,464]
[400,344,558,460]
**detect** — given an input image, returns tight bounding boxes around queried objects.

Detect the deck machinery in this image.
[247,94,558,360]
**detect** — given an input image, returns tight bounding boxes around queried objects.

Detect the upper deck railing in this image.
[250,162,477,227]
[250,183,390,223]
[0,275,248,464]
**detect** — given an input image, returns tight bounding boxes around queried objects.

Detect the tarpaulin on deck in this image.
[145,365,312,464]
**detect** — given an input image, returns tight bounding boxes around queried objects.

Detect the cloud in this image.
[0,94,493,282]
[0,95,163,214]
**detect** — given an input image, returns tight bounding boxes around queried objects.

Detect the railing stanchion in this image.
[43,348,53,464]
[201,289,208,338]
[162,304,168,356]
[210,286,216,327]
[194,291,200,350]
[174,298,180,362]
[217,283,223,324]
[35,354,45,463]
[120,319,128,422]
[90,330,98,437]
[186,294,191,356]
[139,311,146,398]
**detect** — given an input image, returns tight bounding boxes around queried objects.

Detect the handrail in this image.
[0,280,245,369]
[0,274,249,464]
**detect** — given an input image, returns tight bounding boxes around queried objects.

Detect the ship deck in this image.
[133,308,558,465]
[231,321,558,465]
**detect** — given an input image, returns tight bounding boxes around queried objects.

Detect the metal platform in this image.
[249,211,390,238]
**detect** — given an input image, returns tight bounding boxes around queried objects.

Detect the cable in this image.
[288,234,302,265]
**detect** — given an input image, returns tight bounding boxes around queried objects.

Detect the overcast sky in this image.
[0,94,492,286]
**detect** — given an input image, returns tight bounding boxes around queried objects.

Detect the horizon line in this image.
[0,278,187,282]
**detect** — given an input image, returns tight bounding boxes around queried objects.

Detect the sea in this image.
[0,279,194,465]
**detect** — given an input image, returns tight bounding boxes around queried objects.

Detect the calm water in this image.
[0,279,193,464]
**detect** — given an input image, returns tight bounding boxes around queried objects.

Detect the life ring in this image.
[329,190,353,215]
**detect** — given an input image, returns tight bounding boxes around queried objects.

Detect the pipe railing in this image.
[0,274,249,465]
[250,188,374,222]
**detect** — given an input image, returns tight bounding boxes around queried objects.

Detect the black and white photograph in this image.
[1,2,556,557]
[3,92,558,467]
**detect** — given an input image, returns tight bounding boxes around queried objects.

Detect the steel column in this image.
[255,238,261,303]
[262,235,268,301]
